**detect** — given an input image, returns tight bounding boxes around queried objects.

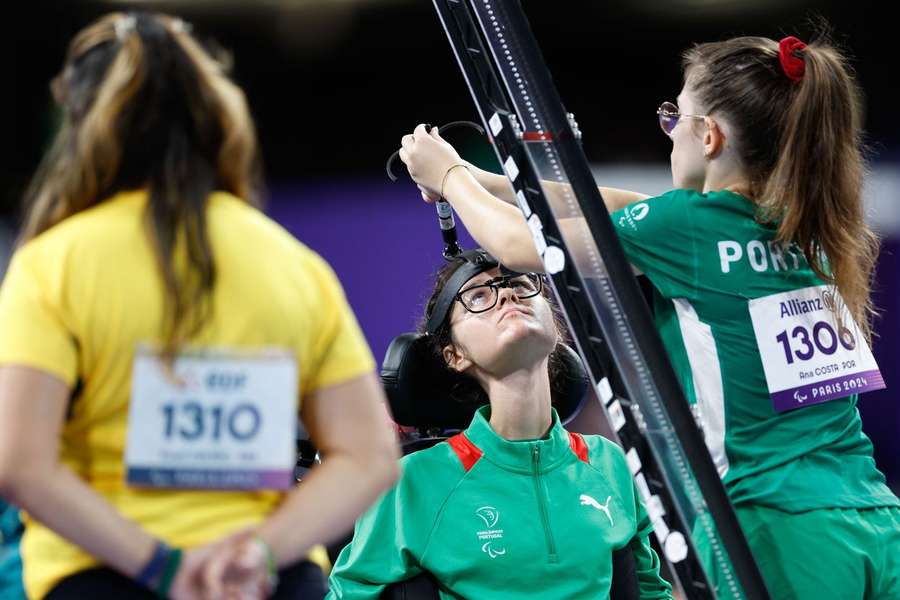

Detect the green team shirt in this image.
[611,189,898,512]
[327,407,672,599]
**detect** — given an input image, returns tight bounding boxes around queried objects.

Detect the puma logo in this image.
[580,494,614,526]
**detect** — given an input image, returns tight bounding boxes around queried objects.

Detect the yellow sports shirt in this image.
[0,190,375,598]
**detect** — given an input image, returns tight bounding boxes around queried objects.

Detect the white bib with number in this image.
[125,347,298,490]
[748,285,885,413]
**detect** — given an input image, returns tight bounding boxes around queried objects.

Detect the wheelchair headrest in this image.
[381,332,588,429]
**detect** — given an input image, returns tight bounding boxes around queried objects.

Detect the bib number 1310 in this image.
[125,348,297,490]
[161,402,261,442]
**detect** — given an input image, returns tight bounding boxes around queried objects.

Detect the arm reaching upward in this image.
[399,124,649,272]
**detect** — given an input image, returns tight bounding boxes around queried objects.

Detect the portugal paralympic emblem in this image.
[475,506,506,558]
[630,202,650,221]
[476,506,499,528]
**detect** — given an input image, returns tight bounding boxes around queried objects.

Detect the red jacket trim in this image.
[568,432,590,463]
[448,433,484,472]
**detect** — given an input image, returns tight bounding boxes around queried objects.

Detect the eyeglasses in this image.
[657,101,707,137]
[456,274,543,314]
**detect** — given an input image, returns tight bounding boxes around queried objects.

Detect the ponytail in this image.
[758,37,877,341]
[684,29,878,341]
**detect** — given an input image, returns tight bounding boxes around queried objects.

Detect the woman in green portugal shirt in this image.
[396,31,900,600]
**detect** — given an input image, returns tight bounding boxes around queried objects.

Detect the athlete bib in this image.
[125,347,298,490]
[749,285,885,412]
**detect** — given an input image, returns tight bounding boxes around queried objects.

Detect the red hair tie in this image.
[779,36,807,82]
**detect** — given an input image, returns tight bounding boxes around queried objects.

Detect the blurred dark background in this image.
[4,0,898,192]
[2,0,898,489]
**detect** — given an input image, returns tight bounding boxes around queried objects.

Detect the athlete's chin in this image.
[497,318,543,340]
[496,323,555,355]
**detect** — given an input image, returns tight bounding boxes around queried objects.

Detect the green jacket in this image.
[327,407,673,599]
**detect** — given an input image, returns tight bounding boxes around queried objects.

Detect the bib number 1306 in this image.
[749,286,885,413]
[775,319,856,365]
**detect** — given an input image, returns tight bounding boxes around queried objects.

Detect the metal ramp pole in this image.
[431,1,771,598]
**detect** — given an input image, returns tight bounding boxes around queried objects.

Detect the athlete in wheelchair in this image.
[325,249,673,599]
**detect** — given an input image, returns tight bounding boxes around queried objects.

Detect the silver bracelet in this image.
[440,164,470,200]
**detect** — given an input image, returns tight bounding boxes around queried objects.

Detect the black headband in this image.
[425,249,499,335]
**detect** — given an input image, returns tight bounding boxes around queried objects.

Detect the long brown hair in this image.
[21,11,262,357]
[683,28,878,340]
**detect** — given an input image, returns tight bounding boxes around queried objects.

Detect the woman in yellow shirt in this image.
[0,11,398,600]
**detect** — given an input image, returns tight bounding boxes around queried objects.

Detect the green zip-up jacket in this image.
[327,407,673,599]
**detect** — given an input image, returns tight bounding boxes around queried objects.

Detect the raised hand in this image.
[398,124,466,197]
